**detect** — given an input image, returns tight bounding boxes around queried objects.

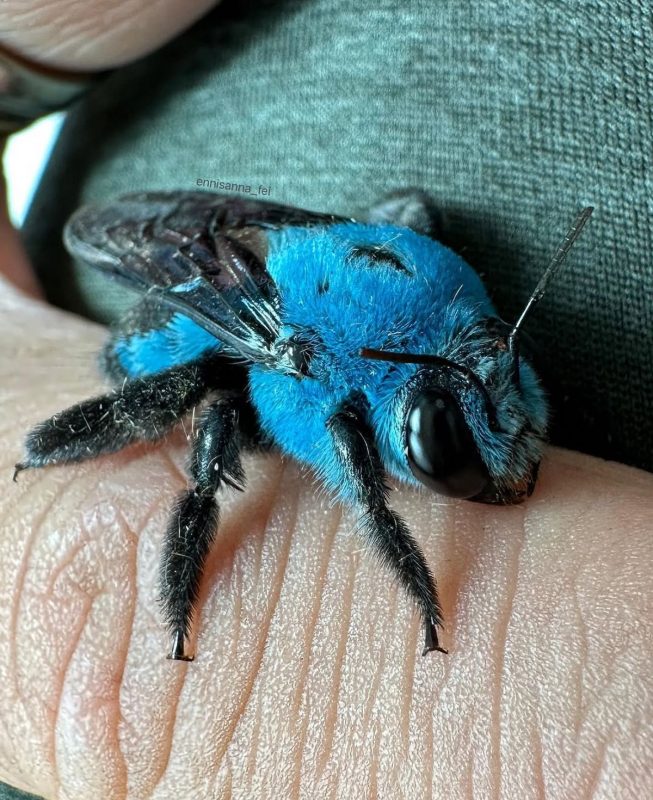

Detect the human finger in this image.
[0,279,651,799]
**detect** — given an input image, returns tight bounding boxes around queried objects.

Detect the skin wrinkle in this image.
[9,484,60,702]
[290,503,344,720]
[377,620,408,786]
[494,505,526,800]
[112,508,139,797]
[360,620,388,735]
[143,620,190,794]
[461,747,474,800]
[52,593,94,800]
[566,523,627,786]
[228,559,243,664]
[117,508,188,800]
[569,582,590,743]
[583,735,610,799]
[205,478,297,800]
[115,507,139,547]
[530,723,547,800]
[246,479,266,601]
[453,709,476,800]
[399,608,421,749]
[314,552,358,782]
[417,494,459,800]
[243,698,262,789]
[43,535,90,599]
[53,502,135,800]
[425,670,434,800]
[368,721,380,800]
[289,505,343,799]
[220,751,233,800]
[208,459,296,773]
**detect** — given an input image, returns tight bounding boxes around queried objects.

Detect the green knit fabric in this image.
[22,0,653,483]
[0,785,42,800]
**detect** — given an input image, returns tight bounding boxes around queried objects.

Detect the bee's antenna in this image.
[359,347,499,430]
[507,206,594,362]
[360,348,479,384]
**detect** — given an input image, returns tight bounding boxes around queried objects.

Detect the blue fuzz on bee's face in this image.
[20,191,588,661]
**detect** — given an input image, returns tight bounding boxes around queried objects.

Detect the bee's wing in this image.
[64,191,351,366]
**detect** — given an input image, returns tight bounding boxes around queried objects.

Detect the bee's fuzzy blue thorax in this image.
[249,222,547,501]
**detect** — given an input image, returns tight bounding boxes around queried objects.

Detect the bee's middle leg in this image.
[159,395,245,662]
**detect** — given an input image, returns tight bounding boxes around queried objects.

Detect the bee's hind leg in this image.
[327,405,447,657]
[160,395,245,662]
[14,360,217,478]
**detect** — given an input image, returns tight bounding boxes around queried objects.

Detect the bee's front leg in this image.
[159,396,245,662]
[327,405,447,657]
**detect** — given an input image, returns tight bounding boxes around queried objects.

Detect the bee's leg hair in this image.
[365,189,445,240]
[327,405,447,656]
[14,360,217,478]
[160,395,245,662]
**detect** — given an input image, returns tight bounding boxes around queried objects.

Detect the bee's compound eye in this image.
[405,389,490,498]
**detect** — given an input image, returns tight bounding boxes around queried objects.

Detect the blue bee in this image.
[14,190,592,660]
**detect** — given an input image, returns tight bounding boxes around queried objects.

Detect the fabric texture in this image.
[0,784,42,800]
[21,0,653,481]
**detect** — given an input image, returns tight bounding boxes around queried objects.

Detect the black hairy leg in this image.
[159,396,244,661]
[14,360,218,478]
[327,405,447,656]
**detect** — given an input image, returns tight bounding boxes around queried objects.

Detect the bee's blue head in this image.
[366,317,549,505]
[368,207,593,504]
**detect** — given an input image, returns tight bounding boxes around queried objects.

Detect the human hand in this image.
[1,273,652,798]
[0,0,221,70]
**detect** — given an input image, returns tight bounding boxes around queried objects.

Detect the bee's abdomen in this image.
[103,300,222,381]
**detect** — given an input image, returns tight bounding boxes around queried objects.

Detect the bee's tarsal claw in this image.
[423,619,448,656]
[13,463,26,482]
[166,629,195,662]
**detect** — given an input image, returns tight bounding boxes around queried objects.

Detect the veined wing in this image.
[64,191,351,367]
